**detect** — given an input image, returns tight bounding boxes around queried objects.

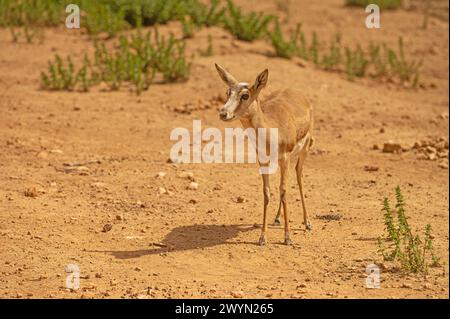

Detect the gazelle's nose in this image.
[219,109,228,120]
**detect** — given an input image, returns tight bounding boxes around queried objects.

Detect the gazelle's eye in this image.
[241,94,249,100]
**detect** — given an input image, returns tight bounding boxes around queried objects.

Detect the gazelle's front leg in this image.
[259,173,270,246]
[279,154,292,245]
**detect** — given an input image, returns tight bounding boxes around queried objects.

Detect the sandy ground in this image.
[0,0,448,299]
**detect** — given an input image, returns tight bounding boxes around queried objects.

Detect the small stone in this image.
[402,282,412,289]
[102,224,113,233]
[236,196,245,203]
[231,290,244,298]
[179,172,195,180]
[189,199,198,204]
[187,182,199,190]
[383,141,402,153]
[134,267,142,272]
[438,162,448,169]
[116,214,123,221]
[37,151,48,159]
[95,273,102,278]
[24,187,38,198]
[91,182,107,188]
[364,165,379,172]
[156,172,166,178]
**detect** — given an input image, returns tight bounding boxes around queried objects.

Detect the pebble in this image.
[102,224,113,233]
[156,172,166,178]
[187,182,199,190]
[383,141,402,153]
[231,290,244,298]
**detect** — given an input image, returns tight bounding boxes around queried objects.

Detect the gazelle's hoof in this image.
[305,222,313,231]
[258,236,266,246]
[284,237,293,246]
[273,218,281,226]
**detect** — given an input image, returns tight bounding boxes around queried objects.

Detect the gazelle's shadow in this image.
[96,224,256,259]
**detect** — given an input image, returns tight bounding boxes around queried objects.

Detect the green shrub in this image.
[377,187,441,273]
[345,0,402,10]
[267,20,300,59]
[188,0,225,27]
[41,30,191,94]
[0,0,61,27]
[345,45,369,80]
[224,0,274,41]
[387,37,422,87]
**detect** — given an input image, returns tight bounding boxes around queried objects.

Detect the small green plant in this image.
[321,33,342,70]
[377,186,441,273]
[345,0,402,10]
[40,55,78,91]
[83,1,129,39]
[224,0,274,41]
[345,45,369,80]
[199,35,214,57]
[188,0,225,27]
[182,16,196,39]
[267,20,300,59]
[386,37,422,87]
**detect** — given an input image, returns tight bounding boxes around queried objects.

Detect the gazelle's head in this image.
[215,63,268,122]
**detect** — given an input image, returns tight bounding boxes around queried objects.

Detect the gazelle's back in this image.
[260,88,313,150]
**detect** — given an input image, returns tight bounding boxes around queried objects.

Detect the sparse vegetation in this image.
[377,187,441,273]
[41,30,191,94]
[199,35,214,57]
[223,0,274,41]
[345,0,402,10]
[2,0,423,89]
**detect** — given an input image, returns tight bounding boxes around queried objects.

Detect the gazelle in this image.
[215,63,314,246]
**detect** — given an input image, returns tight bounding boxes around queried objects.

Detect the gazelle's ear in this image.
[252,69,269,94]
[215,63,238,87]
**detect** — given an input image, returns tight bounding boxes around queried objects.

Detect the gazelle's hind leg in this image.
[296,148,312,231]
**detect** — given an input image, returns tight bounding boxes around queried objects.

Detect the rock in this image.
[438,162,448,169]
[50,149,63,154]
[91,182,107,188]
[116,214,123,221]
[158,187,168,195]
[383,141,402,153]
[134,267,142,272]
[372,144,379,150]
[37,151,49,159]
[136,200,145,208]
[95,273,102,278]
[189,199,198,204]
[187,182,199,190]
[236,196,245,203]
[364,165,379,172]
[402,282,412,289]
[156,172,166,178]
[102,224,113,233]
[231,290,244,298]
[179,172,194,180]
[24,187,38,198]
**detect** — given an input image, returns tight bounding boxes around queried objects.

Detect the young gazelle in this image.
[215,63,314,246]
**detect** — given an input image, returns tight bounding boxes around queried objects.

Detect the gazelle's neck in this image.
[240,98,266,129]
